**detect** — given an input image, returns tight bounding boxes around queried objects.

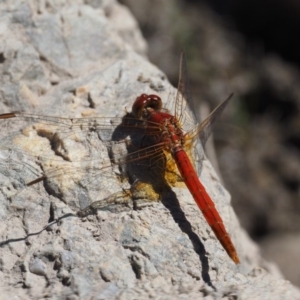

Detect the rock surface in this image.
[0,1,299,299]
[120,0,300,287]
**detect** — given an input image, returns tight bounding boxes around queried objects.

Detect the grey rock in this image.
[29,258,47,276]
[0,0,299,299]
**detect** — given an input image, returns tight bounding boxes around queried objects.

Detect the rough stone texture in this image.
[0,1,299,299]
[120,0,300,287]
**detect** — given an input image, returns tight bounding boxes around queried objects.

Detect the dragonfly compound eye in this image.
[132,94,162,119]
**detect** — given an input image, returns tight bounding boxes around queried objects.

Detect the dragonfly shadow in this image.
[110,112,167,189]
[161,189,215,289]
[111,112,146,142]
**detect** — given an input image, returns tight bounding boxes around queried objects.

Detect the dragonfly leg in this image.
[133,197,161,210]
[129,179,162,210]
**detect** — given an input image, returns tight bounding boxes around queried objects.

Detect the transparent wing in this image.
[186,93,233,146]
[0,112,146,142]
[168,51,233,177]
[171,51,204,177]
[184,94,233,175]
[0,112,168,211]
[174,51,198,132]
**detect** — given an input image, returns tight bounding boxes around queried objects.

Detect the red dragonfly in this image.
[0,52,239,264]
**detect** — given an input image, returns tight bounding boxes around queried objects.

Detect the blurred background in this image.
[119,0,300,287]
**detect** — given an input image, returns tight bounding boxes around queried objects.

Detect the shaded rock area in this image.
[120,0,300,288]
[0,1,299,299]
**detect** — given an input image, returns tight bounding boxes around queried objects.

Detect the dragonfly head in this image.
[132,94,162,119]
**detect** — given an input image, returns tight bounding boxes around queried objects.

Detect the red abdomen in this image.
[173,148,240,264]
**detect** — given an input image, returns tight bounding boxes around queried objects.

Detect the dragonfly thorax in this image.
[146,111,186,154]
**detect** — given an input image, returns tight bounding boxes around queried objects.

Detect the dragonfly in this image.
[0,52,239,264]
